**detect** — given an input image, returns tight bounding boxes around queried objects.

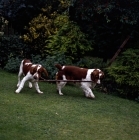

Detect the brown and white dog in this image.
[55,64,104,99]
[15,59,48,94]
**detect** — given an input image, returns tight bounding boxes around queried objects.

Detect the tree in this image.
[0,0,60,33]
[22,6,57,56]
[21,0,93,60]
[0,15,8,36]
[46,15,93,61]
[69,0,139,61]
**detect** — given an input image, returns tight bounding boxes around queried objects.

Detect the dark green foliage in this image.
[1,0,139,62]
[73,0,139,25]
[0,0,59,33]
[106,48,139,99]
[46,15,93,61]
[76,57,107,69]
[0,35,30,67]
[69,0,139,61]
[21,3,70,58]
[4,57,22,72]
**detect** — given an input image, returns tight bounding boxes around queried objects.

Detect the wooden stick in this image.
[37,80,93,82]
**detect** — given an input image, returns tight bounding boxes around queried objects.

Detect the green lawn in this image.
[0,69,139,140]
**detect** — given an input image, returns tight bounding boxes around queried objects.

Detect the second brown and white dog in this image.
[55,64,104,99]
[15,59,48,94]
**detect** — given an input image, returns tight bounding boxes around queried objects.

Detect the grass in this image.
[0,69,139,140]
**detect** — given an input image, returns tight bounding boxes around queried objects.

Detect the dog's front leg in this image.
[81,83,95,99]
[56,82,67,95]
[33,82,43,94]
[15,77,27,93]
[17,71,23,87]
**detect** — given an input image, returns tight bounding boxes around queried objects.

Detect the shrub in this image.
[21,1,70,57]
[106,48,139,99]
[0,35,30,68]
[4,57,22,72]
[46,15,93,61]
[22,11,57,56]
[39,53,72,79]
[76,57,107,69]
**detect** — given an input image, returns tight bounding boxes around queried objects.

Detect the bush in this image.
[0,35,30,68]
[37,53,72,79]
[106,48,139,99]
[76,57,107,69]
[4,57,22,72]
[46,15,93,62]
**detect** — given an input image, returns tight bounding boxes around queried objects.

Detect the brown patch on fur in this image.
[91,69,100,83]
[56,70,64,81]
[30,66,38,75]
[22,59,32,75]
[91,69,105,83]
[63,66,87,80]
[22,59,48,79]
[55,65,88,81]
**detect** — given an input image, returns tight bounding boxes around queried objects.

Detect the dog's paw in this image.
[59,92,63,95]
[15,90,20,94]
[38,91,43,94]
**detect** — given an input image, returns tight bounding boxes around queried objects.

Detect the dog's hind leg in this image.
[33,82,43,94]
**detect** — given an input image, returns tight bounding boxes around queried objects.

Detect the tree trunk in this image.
[108,35,130,66]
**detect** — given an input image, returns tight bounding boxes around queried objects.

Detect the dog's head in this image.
[91,69,104,84]
[30,65,48,80]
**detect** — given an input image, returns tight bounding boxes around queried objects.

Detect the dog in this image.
[55,64,104,99]
[15,59,48,94]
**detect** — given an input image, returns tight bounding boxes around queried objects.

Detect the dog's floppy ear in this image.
[91,69,99,83]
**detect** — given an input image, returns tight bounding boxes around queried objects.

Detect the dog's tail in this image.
[55,64,62,70]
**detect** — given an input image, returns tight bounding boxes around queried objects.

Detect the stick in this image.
[37,80,93,82]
